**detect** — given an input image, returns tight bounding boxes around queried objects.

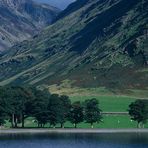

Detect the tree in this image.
[47,94,63,128]
[0,87,6,126]
[6,86,29,128]
[5,86,37,128]
[31,88,50,128]
[0,86,17,128]
[20,87,36,128]
[0,86,49,128]
[0,112,5,126]
[0,104,5,126]
[59,95,71,128]
[46,94,71,128]
[34,112,49,128]
[0,86,52,128]
[128,99,148,128]
[69,101,84,128]
[84,98,102,128]
[0,97,6,126]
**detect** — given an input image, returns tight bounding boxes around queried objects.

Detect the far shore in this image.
[0,128,148,135]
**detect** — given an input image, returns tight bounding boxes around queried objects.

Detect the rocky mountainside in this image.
[0,0,147,90]
[0,0,60,51]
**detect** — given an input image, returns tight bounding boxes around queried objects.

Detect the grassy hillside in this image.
[0,0,147,93]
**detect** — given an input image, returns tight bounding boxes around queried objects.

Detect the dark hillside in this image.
[0,0,147,91]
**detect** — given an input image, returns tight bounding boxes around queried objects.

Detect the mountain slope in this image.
[0,0,147,90]
[55,0,88,20]
[35,0,76,10]
[0,0,60,51]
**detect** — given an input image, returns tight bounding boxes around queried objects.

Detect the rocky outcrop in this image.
[0,0,60,51]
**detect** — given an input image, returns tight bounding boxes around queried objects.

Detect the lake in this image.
[0,132,148,148]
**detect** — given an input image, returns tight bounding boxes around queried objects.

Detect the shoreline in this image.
[0,128,148,134]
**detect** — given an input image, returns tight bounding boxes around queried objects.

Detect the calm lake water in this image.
[0,132,148,148]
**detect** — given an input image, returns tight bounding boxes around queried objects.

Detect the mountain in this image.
[35,0,76,10]
[0,0,147,91]
[0,0,60,51]
[55,0,89,20]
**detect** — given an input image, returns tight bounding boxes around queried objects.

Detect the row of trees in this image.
[0,86,102,128]
[0,86,148,128]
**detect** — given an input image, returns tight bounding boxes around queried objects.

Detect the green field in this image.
[65,115,148,129]
[70,95,136,112]
[4,115,148,129]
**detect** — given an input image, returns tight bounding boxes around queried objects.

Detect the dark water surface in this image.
[0,132,148,148]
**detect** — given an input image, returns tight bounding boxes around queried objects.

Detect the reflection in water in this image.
[0,132,148,148]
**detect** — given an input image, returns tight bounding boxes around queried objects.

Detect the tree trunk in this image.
[21,114,25,128]
[143,123,145,128]
[14,115,18,128]
[61,123,64,128]
[74,123,77,128]
[142,123,144,128]
[141,122,144,128]
[91,123,94,129]
[43,124,45,128]
[11,114,15,128]
[137,122,141,128]
[49,124,51,128]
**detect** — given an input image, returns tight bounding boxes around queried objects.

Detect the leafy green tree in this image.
[47,94,62,128]
[0,87,6,126]
[6,86,28,128]
[0,86,52,128]
[31,88,50,127]
[0,86,17,128]
[0,113,5,126]
[0,86,47,128]
[69,101,84,128]
[0,98,6,126]
[20,87,36,128]
[46,94,71,128]
[59,95,71,128]
[34,112,49,128]
[128,99,148,128]
[84,98,102,128]
[6,86,37,128]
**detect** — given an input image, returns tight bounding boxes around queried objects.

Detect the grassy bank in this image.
[4,115,148,129]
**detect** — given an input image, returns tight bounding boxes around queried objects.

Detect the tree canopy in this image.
[69,101,84,128]
[0,86,105,129]
[84,98,102,128]
[128,99,148,128]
